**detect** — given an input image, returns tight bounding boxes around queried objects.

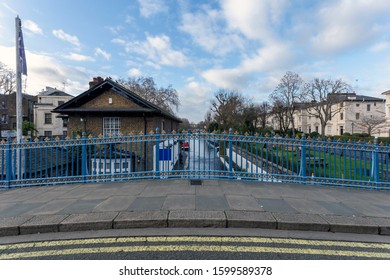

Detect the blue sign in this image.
[159,149,172,161]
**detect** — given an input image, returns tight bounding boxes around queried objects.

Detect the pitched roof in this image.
[326,93,385,102]
[46,91,72,97]
[53,78,181,122]
[38,87,72,97]
[381,90,390,95]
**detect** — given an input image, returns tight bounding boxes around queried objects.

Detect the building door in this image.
[340,126,344,135]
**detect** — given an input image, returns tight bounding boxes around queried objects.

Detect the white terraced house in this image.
[265,93,386,137]
[381,90,390,137]
[34,87,73,138]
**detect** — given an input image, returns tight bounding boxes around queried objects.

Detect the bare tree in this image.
[208,89,259,133]
[256,101,271,130]
[118,76,180,114]
[355,115,386,136]
[210,89,248,131]
[270,72,303,135]
[270,99,290,133]
[0,62,16,94]
[301,78,351,135]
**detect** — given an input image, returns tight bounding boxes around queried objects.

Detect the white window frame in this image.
[103,117,120,136]
[44,113,52,124]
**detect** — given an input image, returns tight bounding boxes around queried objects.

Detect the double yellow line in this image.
[1,236,389,259]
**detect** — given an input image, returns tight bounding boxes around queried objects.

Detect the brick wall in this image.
[80,90,142,109]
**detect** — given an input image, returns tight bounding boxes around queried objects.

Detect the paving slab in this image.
[162,195,195,210]
[341,200,390,218]
[284,198,332,215]
[80,189,115,200]
[196,185,224,196]
[140,186,169,197]
[58,199,105,214]
[0,203,43,218]
[127,197,166,211]
[196,195,229,210]
[169,210,226,227]
[226,195,264,211]
[272,212,330,232]
[256,198,299,213]
[0,190,42,203]
[24,199,76,215]
[59,212,118,232]
[112,184,146,195]
[222,183,255,195]
[24,190,70,203]
[57,187,92,199]
[317,201,363,216]
[322,215,379,234]
[226,211,276,228]
[114,211,168,228]
[0,216,33,236]
[93,196,137,212]
[19,214,69,235]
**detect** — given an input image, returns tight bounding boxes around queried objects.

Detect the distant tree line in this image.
[203,71,385,136]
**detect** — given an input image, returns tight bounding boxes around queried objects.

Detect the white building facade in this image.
[381,90,390,137]
[34,87,73,137]
[266,93,386,137]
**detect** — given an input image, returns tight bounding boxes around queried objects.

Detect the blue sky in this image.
[1,0,390,122]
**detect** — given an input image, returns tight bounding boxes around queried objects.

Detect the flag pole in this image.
[15,16,22,144]
[15,16,23,179]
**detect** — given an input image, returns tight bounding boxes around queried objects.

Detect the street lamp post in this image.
[80,117,87,134]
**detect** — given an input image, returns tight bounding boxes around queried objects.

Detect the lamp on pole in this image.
[80,117,87,134]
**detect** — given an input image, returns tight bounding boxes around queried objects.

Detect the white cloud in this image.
[128,68,142,76]
[52,29,81,48]
[311,0,390,53]
[179,7,244,56]
[64,52,95,62]
[221,0,288,42]
[202,43,292,89]
[178,81,213,122]
[1,3,17,14]
[137,0,167,18]
[369,41,390,52]
[0,45,89,95]
[95,48,111,60]
[126,34,189,67]
[24,20,43,35]
[111,38,126,45]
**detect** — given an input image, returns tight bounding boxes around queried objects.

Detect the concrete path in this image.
[0,180,389,237]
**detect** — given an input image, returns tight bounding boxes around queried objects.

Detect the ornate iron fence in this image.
[1,131,389,189]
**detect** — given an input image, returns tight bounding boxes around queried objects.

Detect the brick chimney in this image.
[89,76,104,88]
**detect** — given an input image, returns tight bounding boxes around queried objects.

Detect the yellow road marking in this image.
[0,236,389,251]
[1,244,390,259]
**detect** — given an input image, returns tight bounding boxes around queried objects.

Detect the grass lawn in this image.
[252,144,388,182]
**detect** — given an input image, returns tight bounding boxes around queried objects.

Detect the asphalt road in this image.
[1,229,389,260]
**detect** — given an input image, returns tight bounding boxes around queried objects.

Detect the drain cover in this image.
[190,180,202,185]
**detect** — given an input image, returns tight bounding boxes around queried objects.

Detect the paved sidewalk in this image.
[0,180,390,237]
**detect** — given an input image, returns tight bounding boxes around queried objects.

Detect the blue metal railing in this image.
[1,132,389,190]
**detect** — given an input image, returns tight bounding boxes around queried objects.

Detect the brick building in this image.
[53,77,181,137]
[0,93,36,138]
